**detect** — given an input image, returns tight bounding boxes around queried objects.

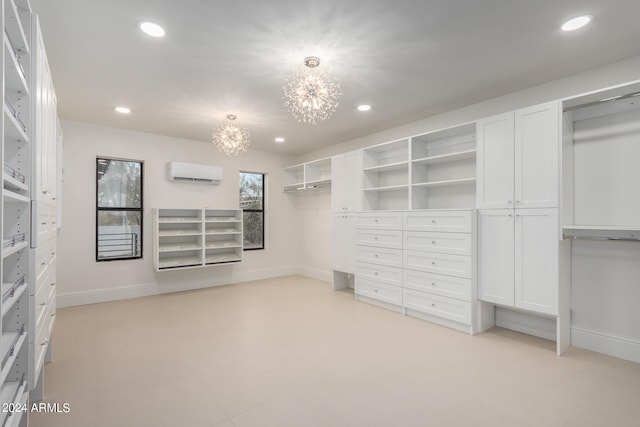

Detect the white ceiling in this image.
[30,0,640,155]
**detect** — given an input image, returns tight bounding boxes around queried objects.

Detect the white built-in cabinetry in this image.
[476,101,570,354]
[29,13,58,402]
[2,1,59,422]
[153,208,243,271]
[355,210,478,333]
[1,0,31,418]
[331,150,361,289]
[282,157,331,192]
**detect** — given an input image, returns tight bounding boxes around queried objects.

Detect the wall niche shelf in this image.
[153,208,243,271]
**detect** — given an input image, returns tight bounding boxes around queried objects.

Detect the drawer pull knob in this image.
[41,222,47,225]
[40,262,47,266]
[431,303,436,307]
[374,219,378,223]
[40,302,47,306]
[374,272,378,275]
[51,252,56,256]
[374,254,378,258]
[432,261,436,265]
[374,289,378,293]
[431,220,436,224]
[432,241,436,245]
[374,236,378,240]
[41,340,48,346]
[51,282,56,287]
[431,282,436,286]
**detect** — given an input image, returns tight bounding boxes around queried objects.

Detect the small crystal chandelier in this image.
[212,114,250,156]
[283,56,341,125]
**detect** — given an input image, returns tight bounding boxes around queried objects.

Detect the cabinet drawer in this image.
[356,246,402,268]
[403,231,471,255]
[403,250,471,278]
[403,289,470,325]
[356,212,403,230]
[403,210,472,233]
[403,269,471,301]
[356,278,402,306]
[357,262,403,287]
[31,201,57,247]
[356,229,403,249]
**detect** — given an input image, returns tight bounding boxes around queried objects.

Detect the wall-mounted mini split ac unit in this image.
[168,162,223,184]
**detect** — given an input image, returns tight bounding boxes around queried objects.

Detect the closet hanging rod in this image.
[563,226,640,241]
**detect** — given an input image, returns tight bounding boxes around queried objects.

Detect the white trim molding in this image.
[571,327,640,364]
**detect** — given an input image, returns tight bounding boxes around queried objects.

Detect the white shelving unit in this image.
[282,157,332,192]
[153,208,243,271]
[2,0,33,424]
[410,123,476,210]
[362,139,409,210]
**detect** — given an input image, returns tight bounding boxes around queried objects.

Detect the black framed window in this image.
[239,171,264,250]
[96,158,143,261]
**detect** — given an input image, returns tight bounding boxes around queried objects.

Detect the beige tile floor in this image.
[30,275,640,427]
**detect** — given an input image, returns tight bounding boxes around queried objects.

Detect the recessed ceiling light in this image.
[357,104,372,112]
[139,21,165,38]
[561,15,592,32]
[275,137,285,143]
[114,106,131,114]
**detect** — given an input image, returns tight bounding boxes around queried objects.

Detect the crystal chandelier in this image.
[283,56,341,125]
[212,114,250,156]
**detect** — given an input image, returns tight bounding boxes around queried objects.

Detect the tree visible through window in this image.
[239,172,264,250]
[96,158,143,261]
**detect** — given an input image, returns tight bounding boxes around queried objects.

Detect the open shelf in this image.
[4,0,29,54]
[3,38,28,95]
[412,149,476,165]
[363,161,409,173]
[412,178,476,188]
[3,104,28,143]
[363,184,409,193]
[282,157,332,193]
[3,174,28,193]
[1,277,27,317]
[154,208,243,271]
[205,253,242,264]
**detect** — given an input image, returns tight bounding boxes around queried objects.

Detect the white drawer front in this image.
[32,201,57,247]
[356,278,403,306]
[356,246,402,268]
[403,269,471,301]
[356,212,403,230]
[357,262,403,287]
[403,231,471,256]
[403,210,472,233]
[403,250,471,278]
[356,229,403,249]
[403,289,470,325]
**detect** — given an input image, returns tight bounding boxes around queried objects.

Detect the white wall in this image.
[57,120,299,307]
[292,189,332,282]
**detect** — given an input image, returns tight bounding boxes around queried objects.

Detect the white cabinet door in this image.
[515,208,559,315]
[477,113,515,209]
[333,213,356,273]
[345,150,362,211]
[331,154,346,212]
[477,209,514,306]
[332,150,362,212]
[515,101,559,208]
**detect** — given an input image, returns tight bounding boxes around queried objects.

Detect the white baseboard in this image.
[495,307,557,342]
[57,265,300,308]
[571,327,640,364]
[297,266,332,283]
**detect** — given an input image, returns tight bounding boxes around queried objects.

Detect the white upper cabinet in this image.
[477,101,560,209]
[477,113,514,209]
[515,102,560,208]
[332,150,362,212]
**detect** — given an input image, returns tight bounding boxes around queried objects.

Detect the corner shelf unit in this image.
[153,208,243,271]
[282,157,331,192]
[2,0,33,425]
